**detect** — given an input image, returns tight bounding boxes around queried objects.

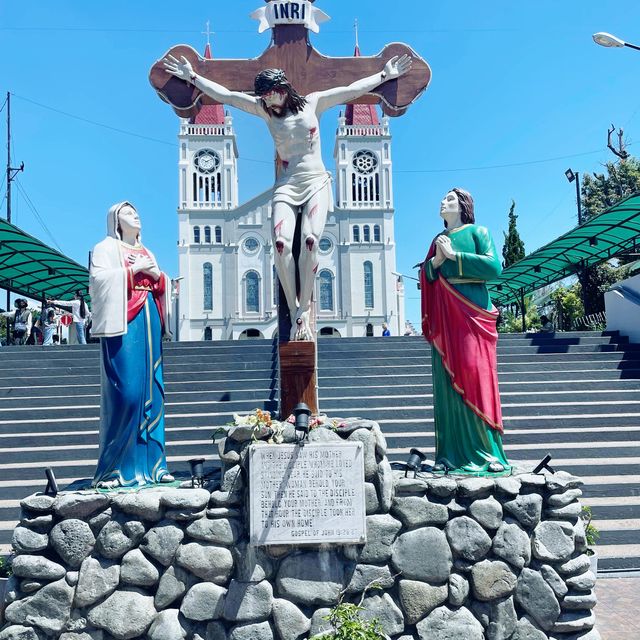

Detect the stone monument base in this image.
[1,420,599,640]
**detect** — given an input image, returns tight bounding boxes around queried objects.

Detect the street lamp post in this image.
[171,276,184,341]
[565,168,583,225]
[592,32,640,51]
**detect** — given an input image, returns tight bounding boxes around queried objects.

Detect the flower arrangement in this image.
[212,409,345,445]
[285,413,342,430]
[226,409,285,444]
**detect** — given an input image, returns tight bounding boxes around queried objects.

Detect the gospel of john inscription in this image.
[249,442,365,546]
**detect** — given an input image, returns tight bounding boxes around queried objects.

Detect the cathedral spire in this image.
[344,33,380,126]
[193,20,225,125]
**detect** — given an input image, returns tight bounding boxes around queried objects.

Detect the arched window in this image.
[373,224,381,242]
[363,225,371,242]
[319,270,334,311]
[203,262,213,311]
[193,226,200,243]
[204,327,212,341]
[353,225,360,242]
[204,226,211,243]
[364,261,374,308]
[245,271,260,313]
[215,226,222,243]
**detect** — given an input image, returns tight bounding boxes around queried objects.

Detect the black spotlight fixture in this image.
[293,403,312,443]
[189,458,206,488]
[405,448,427,477]
[533,454,555,475]
[44,467,59,496]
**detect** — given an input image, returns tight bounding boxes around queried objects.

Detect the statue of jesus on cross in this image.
[163,53,412,341]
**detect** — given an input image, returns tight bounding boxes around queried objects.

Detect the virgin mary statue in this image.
[89,202,174,489]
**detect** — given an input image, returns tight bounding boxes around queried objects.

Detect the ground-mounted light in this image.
[294,402,312,444]
[405,448,427,477]
[44,467,58,496]
[533,453,555,475]
[189,458,206,488]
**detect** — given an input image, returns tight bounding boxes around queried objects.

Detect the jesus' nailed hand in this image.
[163,54,412,342]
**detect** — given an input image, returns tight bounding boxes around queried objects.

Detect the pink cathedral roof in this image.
[192,42,225,125]
[345,45,380,126]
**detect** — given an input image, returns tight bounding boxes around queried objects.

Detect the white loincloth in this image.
[273,171,334,212]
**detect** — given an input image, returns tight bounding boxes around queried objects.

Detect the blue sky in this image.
[2,1,640,326]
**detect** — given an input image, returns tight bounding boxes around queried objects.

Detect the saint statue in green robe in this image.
[420,188,510,474]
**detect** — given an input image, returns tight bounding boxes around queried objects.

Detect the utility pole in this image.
[5,92,25,342]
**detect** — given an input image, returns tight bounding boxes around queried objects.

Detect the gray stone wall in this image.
[0,421,599,640]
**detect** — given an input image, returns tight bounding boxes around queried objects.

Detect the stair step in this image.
[0,330,637,572]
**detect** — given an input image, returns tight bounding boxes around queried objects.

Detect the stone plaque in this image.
[249,442,366,545]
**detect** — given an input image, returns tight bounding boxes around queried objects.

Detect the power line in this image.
[0,25,573,35]
[10,93,272,164]
[14,178,63,252]
[12,93,176,148]
[10,94,630,174]
[0,27,255,34]
[394,148,611,174]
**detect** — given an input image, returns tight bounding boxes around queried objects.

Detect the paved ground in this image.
[596,576,640,639]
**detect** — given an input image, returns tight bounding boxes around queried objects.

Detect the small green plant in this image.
[0,555,12,578]
[580,506,600,551]
[319,602,386,640]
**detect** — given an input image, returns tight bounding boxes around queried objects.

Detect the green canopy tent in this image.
[0,217,89,309]
[487,193,640,323]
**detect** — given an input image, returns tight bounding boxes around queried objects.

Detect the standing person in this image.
[41,308,58,346]
[163,54,412,341]
[89,201,174,489]
[382,322,391,337]
[539,314,555,333]
[47,291,88,345]
[420,188,510,474]
[1,299,32,345]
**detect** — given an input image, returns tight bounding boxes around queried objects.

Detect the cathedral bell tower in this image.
[176,40,240,341]
[177,41,239,211]
[331,41,403,337]
[334,44,393,211]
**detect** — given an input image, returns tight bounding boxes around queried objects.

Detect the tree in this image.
[582,157,640,222]
[502,200,525,268]
[577,156,640,314]
[498,295,540,333]
[551,284,583,331]
[578,262,630,320]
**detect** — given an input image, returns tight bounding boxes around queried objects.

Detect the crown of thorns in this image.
[254,69,290,95]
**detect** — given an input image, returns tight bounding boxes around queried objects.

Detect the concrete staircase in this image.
[0,332,638,573]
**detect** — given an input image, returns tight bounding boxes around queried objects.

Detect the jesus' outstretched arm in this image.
[163,55,263,115]
[312,54,412,114]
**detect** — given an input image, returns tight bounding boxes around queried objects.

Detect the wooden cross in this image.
[149,10,430,118]
[149,1,431,418]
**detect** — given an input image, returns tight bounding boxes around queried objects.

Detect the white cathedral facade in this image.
[175,47,405,341]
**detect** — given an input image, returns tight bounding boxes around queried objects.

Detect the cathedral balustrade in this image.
[180,123,229,136]
[337,123,389,137]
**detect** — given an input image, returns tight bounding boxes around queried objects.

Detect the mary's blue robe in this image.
[93,295,170,487]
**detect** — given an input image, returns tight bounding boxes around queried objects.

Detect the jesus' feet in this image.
[292,310,312,341]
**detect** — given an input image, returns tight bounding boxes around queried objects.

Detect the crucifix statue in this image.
[149,0,431,417]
